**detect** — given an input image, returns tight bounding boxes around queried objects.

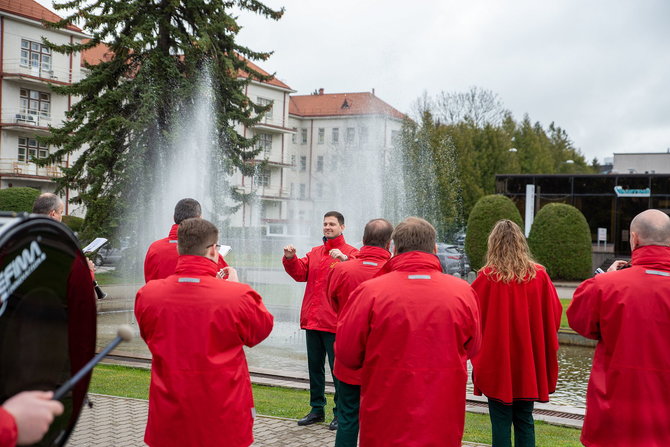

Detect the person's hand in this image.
[329,249,348,261]
[87,258,95,272]
[218,267,238,282]
[3,391,64,445]
[607,260,628,272]
[283,245,296,259]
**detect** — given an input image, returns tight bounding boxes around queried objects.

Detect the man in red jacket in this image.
[336,217,481,447]
[568,209,670,447]
[327,218,393,447]
[283,211,359,429]
[144,198,228,282]
[0,391,63,446]
[135,218,273,447]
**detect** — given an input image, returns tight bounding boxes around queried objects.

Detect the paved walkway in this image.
[68,394,488,446]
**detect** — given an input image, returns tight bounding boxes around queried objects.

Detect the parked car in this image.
[436,243,470,276]
[93,239,130,267]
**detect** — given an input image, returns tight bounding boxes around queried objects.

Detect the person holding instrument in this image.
[0,391,63,446]
[470,220,561,447]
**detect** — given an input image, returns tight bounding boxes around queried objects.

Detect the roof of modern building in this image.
[0,0,82,32]
[290,90,405,119]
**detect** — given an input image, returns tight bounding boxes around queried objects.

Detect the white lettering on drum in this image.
[0,241,47,316]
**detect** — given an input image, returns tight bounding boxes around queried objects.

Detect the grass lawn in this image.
[560,298,572,329]
[89,364,582,446]
[94,270,127,286]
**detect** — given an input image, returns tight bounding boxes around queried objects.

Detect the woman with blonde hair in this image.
[471,219,562,447]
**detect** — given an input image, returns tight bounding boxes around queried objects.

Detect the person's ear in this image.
[433,244,438,254]
[630,231,639,251]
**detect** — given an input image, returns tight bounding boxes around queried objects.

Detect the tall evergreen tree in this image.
[41,0,283,238]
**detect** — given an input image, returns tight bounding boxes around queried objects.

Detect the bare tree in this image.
[435,86,507,126]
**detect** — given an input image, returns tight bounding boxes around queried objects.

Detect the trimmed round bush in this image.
[62,215,84,232]
[528,203,592,280]
[0,187,40,213]
[465,194,523,271]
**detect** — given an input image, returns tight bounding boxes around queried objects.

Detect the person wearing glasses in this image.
[135,218,271,447]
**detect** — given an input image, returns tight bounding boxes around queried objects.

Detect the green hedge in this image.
[62,215,84,232]
[465,194,523,271]
[528,203,592,280]
[0,187,41,213]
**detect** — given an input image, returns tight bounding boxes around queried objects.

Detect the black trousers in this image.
[305,329,338,416]
[487,399,535,447]
[334,380,360,446]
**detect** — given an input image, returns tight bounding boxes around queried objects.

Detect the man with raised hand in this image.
[568,209,670,447]
[135,218,272,447]
[283,211,359,430]
[336,217,481,447]
[327,218,393,446]
[144,198,228,282]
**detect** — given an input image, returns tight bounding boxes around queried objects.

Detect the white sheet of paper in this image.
[82,237,108,253]
[219,245,232,257]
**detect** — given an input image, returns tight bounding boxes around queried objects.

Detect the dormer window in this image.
[341,99,350,109]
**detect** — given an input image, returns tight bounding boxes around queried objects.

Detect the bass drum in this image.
[0,213,96,446]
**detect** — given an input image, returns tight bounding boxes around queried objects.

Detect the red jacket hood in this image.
[376,250,441,276]
[357,245,391,262]
[631,245,670,270]
[175,255,219,277]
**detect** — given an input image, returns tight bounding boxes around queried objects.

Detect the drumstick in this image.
[52,325,134,401]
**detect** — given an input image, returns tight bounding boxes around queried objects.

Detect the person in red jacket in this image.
[327,218,393,447]
[283,211,359,429]
[471,219,562,447]
[568,209,670,447]
[144,198,228,282]
[0,391,63,447]
[336,217,481,447]
[135,218,273,447]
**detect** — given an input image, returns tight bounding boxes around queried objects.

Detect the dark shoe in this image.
[297,412,325,426]
[328,417,338,430]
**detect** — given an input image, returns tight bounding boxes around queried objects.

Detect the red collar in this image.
[377,251,442,275]
[322,234,348,250]
[358,245,391,262]
[631,245,670,270]
[175,255,219,277]
[168,224,179,240]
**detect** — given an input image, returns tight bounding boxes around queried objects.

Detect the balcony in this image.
[252,115,294,134]
[3,59,81,85]
[236,184,290,200]
[0,158,64,180]
[0,111,62,134]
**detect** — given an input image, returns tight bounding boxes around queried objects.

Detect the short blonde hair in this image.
[482,219,537,283]
[392,217,436,254]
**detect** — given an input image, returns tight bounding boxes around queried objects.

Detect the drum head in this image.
[0,215,96,446]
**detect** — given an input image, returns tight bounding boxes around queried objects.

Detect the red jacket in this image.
[568,245,670,447]
[328,245,391,385]
[471,265,561,404]
[0,408,17,447]
[144,224,228,282]
[135,255,273,447]
[283,234,358,332]
[335,251,481,447]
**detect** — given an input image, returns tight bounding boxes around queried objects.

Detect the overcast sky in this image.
[38,0,670,163]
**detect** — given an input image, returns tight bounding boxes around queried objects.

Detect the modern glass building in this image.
[496,174,670,255]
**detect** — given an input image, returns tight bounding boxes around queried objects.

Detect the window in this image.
[316,182,323,198]
[360,127,369,144]
[299,184,306,200]
[257,97,273,120]
[290,154,296,170]
[21,39,51,73]
[291,128,298,144]
[300,156,307,171]
[18,137,48,162]
[290,183,295,198]
[301,128,308,144]
[20,88,50,118]
[255,168,271,187]
[316,156,324,172]
[346,127,355,144]
[332,128,339,144]
[318,128,325,144]
[256,133,272,155]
